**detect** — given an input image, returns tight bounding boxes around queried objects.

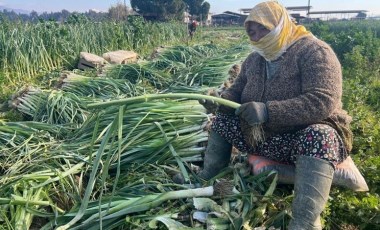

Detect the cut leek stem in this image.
[87,93,240,110]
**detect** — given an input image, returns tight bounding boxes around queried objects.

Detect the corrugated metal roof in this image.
[308,10,368,14]
[239,6,312,14]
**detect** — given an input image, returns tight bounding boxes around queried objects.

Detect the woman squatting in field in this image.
[181,1,354,229]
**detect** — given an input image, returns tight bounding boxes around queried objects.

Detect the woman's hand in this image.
[236,102,268,125]
[198,98,219,113]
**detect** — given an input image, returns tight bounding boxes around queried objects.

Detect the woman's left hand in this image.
[235,102,268,125]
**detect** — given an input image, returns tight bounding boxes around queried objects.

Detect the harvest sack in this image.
[248,155,369,192]
[102,50,137,64]
[78,52,108,70]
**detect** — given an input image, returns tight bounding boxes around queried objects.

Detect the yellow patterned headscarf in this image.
[245,1,312,61]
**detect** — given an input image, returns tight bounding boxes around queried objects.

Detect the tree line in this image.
[0,0,210,23]
[130,0,210,21]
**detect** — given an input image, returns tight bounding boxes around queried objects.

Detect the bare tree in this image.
[108,2,129,21]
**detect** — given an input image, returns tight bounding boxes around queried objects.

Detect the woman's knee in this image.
[297,124,343,163]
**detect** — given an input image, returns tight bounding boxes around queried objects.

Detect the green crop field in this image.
[0,18,379,230]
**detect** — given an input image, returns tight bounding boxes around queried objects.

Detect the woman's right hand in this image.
[198,99,219,114]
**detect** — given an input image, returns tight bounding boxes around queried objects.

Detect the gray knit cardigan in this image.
[222,36,353,152]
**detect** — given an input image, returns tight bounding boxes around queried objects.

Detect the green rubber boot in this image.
[288,155,334,230]
[172,130,232,183]
[197,130,232,180]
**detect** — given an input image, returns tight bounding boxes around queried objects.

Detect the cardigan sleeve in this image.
[220,58,250,104]
[265,41,343,127]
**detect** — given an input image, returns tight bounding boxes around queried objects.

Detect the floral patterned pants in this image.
[211,113,348,166]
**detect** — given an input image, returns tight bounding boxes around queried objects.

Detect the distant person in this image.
[188,19,198,40]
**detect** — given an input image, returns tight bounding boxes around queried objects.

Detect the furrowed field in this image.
[0,17,379,230]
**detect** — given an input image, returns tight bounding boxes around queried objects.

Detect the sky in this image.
[0,0,379,17]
